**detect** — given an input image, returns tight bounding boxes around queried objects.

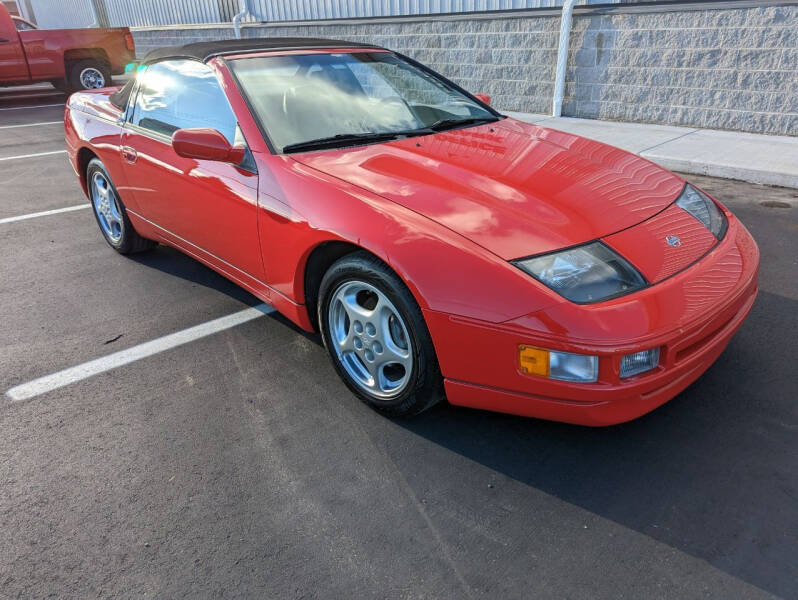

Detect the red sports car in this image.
[64,38,759,425]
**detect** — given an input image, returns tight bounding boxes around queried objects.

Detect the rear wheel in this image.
[68,60,110,91]
[318,252,443,417]
[87,158,155,254]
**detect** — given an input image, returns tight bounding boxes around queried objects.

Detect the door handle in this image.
[121,146,137,164]
[0,38,10,43]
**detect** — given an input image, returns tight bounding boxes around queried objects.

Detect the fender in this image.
[253,152,564,326]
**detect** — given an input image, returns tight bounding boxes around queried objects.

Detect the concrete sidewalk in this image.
[506,112,798,190]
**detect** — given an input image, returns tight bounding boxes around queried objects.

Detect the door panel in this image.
[121,128,263,279]
[0,14,28,82]
[119,59,264,281]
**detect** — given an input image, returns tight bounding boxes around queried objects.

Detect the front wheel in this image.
[318,252,443,417]
[87,158,155,254]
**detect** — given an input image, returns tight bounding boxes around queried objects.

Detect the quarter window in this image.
[13,18,36,31]
[131,60,238,145]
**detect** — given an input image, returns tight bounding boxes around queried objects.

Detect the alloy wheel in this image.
[79,67,105,89]
[91,171,123,243]
[328,280,414,399]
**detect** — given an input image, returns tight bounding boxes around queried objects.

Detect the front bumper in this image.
[423,217,759,426]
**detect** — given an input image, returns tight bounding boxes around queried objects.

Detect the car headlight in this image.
[676,184,727,239]
[512,241,646,303]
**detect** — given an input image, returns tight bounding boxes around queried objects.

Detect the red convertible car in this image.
[64,38,759,425]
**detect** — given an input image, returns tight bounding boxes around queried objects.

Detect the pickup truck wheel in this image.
[69,60,110,90]
[318,251,443,417]
[87,159,155,254]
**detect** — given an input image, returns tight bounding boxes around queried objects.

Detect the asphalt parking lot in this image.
[1,88,797,600]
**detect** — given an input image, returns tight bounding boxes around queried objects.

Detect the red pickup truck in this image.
[0,4,135,92]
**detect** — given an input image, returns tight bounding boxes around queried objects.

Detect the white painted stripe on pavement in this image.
[0,149,67,161]
[0,204,89,224]
[0,103,64,111]
[0,121,62,129]
[5,304,275,402]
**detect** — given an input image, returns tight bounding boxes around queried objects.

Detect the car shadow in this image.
[396,289,798,598]
[128,243,796,596]
[128,245,259,305]
[128,244,320,342]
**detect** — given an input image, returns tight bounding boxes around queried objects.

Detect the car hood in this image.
[291,118,685,260]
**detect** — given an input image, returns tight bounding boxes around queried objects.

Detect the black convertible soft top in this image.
[142,37,383,64]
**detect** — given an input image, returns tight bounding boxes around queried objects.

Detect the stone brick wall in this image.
[131,3,798,136]
[565,5,797,135]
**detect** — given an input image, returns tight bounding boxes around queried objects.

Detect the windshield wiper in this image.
[427,116,500,132]
[282,128,433,154]
[281,116,499,153]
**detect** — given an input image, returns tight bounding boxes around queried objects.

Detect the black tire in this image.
[50,79,68,92]
[68,59,111,91]
[86,158,155,255]
[318,251,443,417]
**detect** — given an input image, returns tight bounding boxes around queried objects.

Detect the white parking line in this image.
[0,103,64,111]
[5,303,275,402]
[0,204,89,224]
[0,149,67,162]
[0,121,62,129]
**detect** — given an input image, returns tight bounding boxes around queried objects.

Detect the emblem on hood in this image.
[665,235,681,247]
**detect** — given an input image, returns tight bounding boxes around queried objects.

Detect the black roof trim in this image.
[141,37,384,64]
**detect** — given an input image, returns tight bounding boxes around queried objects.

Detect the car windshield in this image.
[228,51,497,153]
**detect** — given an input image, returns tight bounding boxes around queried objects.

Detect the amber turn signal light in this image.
[519,345,549,377]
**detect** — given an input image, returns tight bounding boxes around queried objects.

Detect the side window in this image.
[349,59,453,106]
[347,62,399,100]
[132,60,238,144]
[14,18,36,31]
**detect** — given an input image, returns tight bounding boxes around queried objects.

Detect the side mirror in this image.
[474,93,491,106]
[171,128,246,164]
